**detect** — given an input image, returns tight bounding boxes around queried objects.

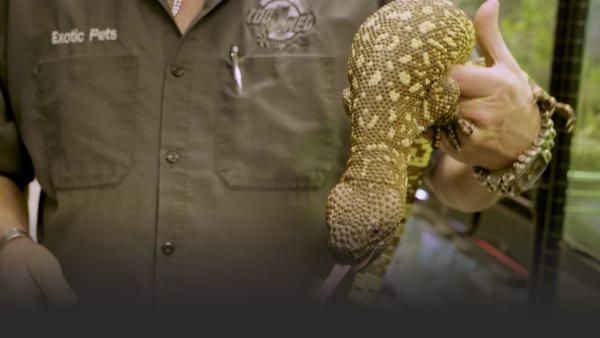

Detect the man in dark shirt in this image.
[0,0,543,309]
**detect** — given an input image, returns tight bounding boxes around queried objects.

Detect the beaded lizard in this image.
[320,0,476,301]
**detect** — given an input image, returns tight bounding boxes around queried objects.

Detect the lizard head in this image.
[326,181,406,266]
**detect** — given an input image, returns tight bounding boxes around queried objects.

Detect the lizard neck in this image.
[340,103,420,188]
[342,141,410,188]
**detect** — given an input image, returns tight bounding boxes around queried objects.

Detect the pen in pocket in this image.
[229,45,243,95]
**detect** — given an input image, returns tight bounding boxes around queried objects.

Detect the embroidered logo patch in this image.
[246,0,316,49]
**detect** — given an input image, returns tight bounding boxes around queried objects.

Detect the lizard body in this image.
[326,0,475,265]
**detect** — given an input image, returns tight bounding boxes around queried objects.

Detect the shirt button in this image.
[171,65,185,78]
[165,151,181,164]
[162,242,175,256]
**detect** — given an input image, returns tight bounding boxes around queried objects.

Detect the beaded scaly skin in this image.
[326,0,475,265]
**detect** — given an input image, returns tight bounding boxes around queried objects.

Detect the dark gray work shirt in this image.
[0,0,379,307]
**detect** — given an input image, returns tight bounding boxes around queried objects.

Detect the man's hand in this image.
[0,237,78,311]
[445,0,540,171]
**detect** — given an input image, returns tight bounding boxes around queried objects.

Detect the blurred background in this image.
[375,0,600,311]
[24,0,600,311]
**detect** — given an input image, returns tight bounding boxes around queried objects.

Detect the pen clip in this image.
[229,45,243,95]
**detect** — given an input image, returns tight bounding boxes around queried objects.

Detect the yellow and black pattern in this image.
[325,0,474,273]
[349,137,433,304]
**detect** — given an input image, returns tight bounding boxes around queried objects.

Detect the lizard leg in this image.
[444,124,461,151]
[438,118,474,150]
[432,127,442,149]
[421,77,464,151]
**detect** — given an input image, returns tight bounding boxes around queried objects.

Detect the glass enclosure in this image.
[450,0,600,264]
[441,0,562,270]
[564,0,600,262]
[455,0,558,88]
[388,0,600,310]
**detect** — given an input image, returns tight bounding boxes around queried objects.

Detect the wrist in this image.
[473,77,575,196]
[429,154,501,212]
[486,85,542,172]
[0,228,33,254]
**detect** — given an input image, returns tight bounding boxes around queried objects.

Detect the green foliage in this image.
[452,0,600,236]
[453,0,600,166]
[453,0,557,87]
[576,42,600,140]
[569,0,600,171]
[498,0,557,88]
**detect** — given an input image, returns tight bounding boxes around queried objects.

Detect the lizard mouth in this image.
[329,233,391,267]
[355,236,393,270]
[317,248,379,305]
[328,219,398,267]
[353,248,379,271]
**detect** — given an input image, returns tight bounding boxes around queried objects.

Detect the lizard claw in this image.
[556,103,576,133]
[457,118,474,136]
[444,124,461,152]
[431,124,462,152]
[432,127,442,149]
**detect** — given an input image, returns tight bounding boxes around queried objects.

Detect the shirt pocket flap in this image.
[215,54,335,190]
[36,55,137,190]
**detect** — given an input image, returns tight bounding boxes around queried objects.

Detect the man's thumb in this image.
[474,0,519,71]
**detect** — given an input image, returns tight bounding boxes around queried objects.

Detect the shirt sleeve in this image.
[0,2,34,188]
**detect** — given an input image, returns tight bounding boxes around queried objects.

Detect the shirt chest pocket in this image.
[36,55,137,190]
[215,54,336,190]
